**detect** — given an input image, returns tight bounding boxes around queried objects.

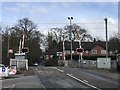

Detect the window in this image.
[91,50,97,54]
[101,50,106,54]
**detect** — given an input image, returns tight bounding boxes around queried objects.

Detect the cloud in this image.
[61,3,71,7]
[29,6,49,15]
[16,3,29,8]
[4,6,20,13]
[1,0,119,2]
[79,18,118,39]
[2,0,31,2]
[1,2,118,40]
[107,17,118,36]
[3,2,50,16]
[0,3,2,22]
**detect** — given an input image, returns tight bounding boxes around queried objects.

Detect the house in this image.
[45,40,117,60]
[59,40,117,60]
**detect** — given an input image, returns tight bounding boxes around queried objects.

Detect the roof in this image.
[64,41,96,51]
[46,41,117,55]
[60,41,116,51]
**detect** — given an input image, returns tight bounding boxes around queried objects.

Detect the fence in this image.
[67,59,117,69]
[10,59,28,70]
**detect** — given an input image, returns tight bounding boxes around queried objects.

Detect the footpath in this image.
[2,67,43,89]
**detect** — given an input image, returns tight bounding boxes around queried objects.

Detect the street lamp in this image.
[68,17,73,61]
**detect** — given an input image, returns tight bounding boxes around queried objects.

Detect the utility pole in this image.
[104,18,108,60]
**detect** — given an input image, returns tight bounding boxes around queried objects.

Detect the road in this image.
[54,67,119,89]
[34,66,99,90]
[2,66,120,90]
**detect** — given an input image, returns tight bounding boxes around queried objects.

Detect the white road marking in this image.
[3,85,16,88]
[83,80,88,83]
[52,67,64,73]
[34,68,46,90]
[67,73,101,90]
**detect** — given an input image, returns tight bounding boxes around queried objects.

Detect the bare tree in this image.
[48,24,93,43]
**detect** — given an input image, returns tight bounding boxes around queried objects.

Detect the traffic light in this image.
[21,48,29,53]
[76,48,84,53]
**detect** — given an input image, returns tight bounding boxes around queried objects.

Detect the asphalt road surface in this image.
[33,66,102,90]
[2,66,120,90]
[52,66,120,89]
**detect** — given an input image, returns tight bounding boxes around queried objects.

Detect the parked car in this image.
[0,64,9,77]
[33,62,38,66]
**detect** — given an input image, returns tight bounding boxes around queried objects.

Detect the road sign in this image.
[76,48,84,54]
[2,67,6,72]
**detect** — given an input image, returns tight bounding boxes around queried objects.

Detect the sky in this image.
[0,0,118,40]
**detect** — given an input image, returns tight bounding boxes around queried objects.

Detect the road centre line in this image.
[67,73,101,90]
[52,67,64,73]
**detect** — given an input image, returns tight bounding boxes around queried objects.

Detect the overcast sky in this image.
[0,0,118,40]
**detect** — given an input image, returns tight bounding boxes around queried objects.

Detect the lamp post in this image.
[68,17,73,61]
[104,18,108,61]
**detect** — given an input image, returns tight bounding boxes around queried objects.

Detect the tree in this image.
[1,25,12,65]
[2,18,44,65]
[45,31,59,55]
[45,23,94,59]
[109,35,120,54]
[49,24,93,43]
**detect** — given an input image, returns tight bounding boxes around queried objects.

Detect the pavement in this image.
[2,67,43,89]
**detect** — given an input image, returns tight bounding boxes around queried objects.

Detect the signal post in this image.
[76,48,84,68]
